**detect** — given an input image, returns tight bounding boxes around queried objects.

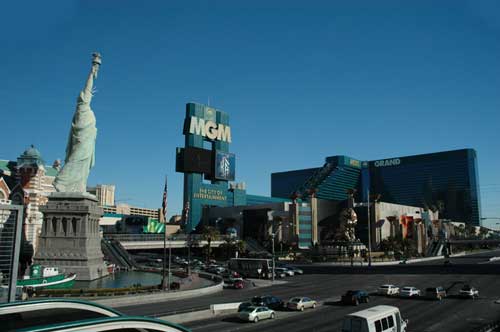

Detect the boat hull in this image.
[17,273,76,289]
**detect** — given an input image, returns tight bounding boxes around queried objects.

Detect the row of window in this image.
[374,315,395,332]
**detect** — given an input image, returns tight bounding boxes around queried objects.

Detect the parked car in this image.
[286,297,317,311]
[285,266,304,275]
[341,290,370,305]
[238,296,284,311]
[275,267,294,276]
[238,306,275,323]
[459,285,479,299]
[206,266,226,275]
[341,305,408,332]
[399,287,421,298]
[271,269,286,278]
[378,284,400,296]
[425,287,446,300]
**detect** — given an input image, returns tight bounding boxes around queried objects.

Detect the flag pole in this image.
[161,176,168,290]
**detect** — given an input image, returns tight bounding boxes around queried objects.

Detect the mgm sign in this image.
[176,103,237,232]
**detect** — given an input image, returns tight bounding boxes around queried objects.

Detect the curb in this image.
[94,281,223,308]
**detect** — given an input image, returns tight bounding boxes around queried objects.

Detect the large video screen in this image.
[176,147,212,175]
[214,150,235,181]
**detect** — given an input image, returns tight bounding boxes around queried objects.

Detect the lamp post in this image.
[271,232,275,283]
[162,223,168,290]
[366,189,372,267]
[168,235,172,290]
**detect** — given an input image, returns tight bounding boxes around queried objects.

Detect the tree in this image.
[479,227,489,239]
[201,226,220,263]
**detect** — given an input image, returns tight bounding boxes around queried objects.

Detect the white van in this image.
[341,305,408,332]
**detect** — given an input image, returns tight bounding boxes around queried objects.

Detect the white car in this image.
[238,306,275,322]
[276,267,294,276]
[459,285,479,298]
[378,284,399,296]
[286,297,317,311]
[399,286,421,297]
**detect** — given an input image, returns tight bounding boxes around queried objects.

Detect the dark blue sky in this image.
[2,1,499,228]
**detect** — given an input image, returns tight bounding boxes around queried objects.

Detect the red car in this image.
[233,280,244,289]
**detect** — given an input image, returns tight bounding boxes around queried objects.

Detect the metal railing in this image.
[0,204,23,303]
[103,233,229,242]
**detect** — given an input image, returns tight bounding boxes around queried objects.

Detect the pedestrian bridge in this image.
[104,234,226,250]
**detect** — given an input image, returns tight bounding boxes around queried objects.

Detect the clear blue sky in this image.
[1,1,499,228]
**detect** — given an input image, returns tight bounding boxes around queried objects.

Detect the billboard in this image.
[214,150,235,181]
[175,147,212,175]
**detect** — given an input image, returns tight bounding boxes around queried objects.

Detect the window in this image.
[388,316,394,327]
[375,320,382,332]
[382,318,389,330]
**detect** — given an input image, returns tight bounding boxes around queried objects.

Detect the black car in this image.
[341,290,370,305]
[238,296,284,311]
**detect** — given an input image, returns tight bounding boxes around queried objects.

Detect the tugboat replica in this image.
[17,265,76,289]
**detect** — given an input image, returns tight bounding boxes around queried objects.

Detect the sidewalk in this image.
[309,250,476,267]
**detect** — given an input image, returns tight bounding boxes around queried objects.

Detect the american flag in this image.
[162,176,168,223]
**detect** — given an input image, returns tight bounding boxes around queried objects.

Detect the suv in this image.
[425,287,447,300]
[341,290,370,305]
[239,296,284,311]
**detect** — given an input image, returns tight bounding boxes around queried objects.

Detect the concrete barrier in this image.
[95,280,223,308]
[210,302,241,312]
[159,309,214,324]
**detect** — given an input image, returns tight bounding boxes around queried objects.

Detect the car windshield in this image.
[402,287,412,291]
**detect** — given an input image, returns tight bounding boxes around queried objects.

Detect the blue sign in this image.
[215,151,235,181]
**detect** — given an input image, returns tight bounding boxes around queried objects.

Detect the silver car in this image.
[286,297,317,311]
[238,306,275,322]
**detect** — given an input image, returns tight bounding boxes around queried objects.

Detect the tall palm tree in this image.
[201,226,220,262]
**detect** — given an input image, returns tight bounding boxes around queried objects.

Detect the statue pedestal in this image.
[34,192,108,281]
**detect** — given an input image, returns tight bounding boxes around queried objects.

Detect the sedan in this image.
[400,286,421,297]
[459,285,479,299]
[238,306,275,323]
[275,267,294,276]
[286,266,304,275]
[378,284,399,296]
[286,297,317,311]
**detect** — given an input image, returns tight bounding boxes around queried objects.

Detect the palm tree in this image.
[201,226,220,262]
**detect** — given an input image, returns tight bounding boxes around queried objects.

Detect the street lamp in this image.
[271,232,275,283]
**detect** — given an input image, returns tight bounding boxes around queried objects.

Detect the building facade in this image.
[0,146,59,253]
[88,184,115,206]
[272,149,481,226]
[176,103,244,232]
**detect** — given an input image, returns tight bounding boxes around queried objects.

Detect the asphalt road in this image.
[120,249,500,331]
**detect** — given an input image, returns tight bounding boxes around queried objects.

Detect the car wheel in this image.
[254,317,259,323]
[365,297,370,303]
[355,299,359,306]
[271,313,275,319]
[300,306,304,311]
[312,303,316,309]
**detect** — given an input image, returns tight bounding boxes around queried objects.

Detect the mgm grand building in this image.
[176,103,481,253]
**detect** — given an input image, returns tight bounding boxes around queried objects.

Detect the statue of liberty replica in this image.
[35,53,108,281]
[53,53,100,192]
